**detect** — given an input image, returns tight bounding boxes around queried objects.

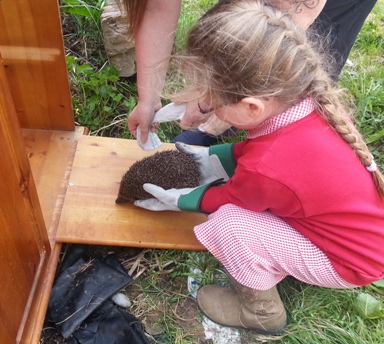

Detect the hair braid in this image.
[309,71,384,198]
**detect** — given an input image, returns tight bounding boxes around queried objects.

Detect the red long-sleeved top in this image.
[200,111,384,286]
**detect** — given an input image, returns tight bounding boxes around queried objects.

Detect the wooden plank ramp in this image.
[22,127,87,247]
[56,136,207,250]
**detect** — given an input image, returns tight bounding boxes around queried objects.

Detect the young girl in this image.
[135,0,384,335]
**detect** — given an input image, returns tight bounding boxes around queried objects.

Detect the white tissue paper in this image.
[136,102,187,151]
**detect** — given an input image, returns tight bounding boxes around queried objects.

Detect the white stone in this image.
[202,316,241,343]
[111,292,132,308]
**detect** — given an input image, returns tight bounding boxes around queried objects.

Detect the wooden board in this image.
[22,127,87,247]
[57,136,207,250]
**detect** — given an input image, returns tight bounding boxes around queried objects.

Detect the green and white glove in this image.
[175,142,235,184]
[134,179,224,212]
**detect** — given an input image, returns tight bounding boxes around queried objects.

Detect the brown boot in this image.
[196,278,287,335]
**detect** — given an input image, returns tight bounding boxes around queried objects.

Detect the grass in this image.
[52,0,384,343]
[338,1,384,166]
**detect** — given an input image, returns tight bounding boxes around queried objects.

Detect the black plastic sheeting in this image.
[47,245,150,343]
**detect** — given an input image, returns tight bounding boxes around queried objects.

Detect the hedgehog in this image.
[115,150,200,203]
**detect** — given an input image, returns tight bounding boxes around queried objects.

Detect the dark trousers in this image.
[311,0,378,77]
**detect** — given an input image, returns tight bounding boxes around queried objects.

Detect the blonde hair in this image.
[177,0,384,198]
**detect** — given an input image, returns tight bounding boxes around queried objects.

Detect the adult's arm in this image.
[128,0,182,143]
[268,0,327,29]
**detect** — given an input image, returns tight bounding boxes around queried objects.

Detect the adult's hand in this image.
[179,99,212,130]
[179,99,231,135]
[128,99,161,143]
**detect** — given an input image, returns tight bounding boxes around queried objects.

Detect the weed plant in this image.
[67,56,137,135]
[59,1,384,343]
[61,0,138,137]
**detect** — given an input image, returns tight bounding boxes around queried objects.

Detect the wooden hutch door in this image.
[0,56,50,343]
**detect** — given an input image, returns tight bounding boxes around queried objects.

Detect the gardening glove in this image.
[134,179,224,212]
[137,102,186,151]
[175,142,232,184]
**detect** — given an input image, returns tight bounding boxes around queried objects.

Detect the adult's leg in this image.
[171,130,221,146]
[311,0,378,77]
[171,127,238,146]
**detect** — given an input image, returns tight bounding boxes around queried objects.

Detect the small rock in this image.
[101,0,136,77]
[112,292,132,308]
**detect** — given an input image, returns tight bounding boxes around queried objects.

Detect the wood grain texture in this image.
[19,243,62,344]
[22,127,87,247]
[0,55,50,344]
[0,0,74,130]
[57,136,208,250]
[18,128,86,343]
